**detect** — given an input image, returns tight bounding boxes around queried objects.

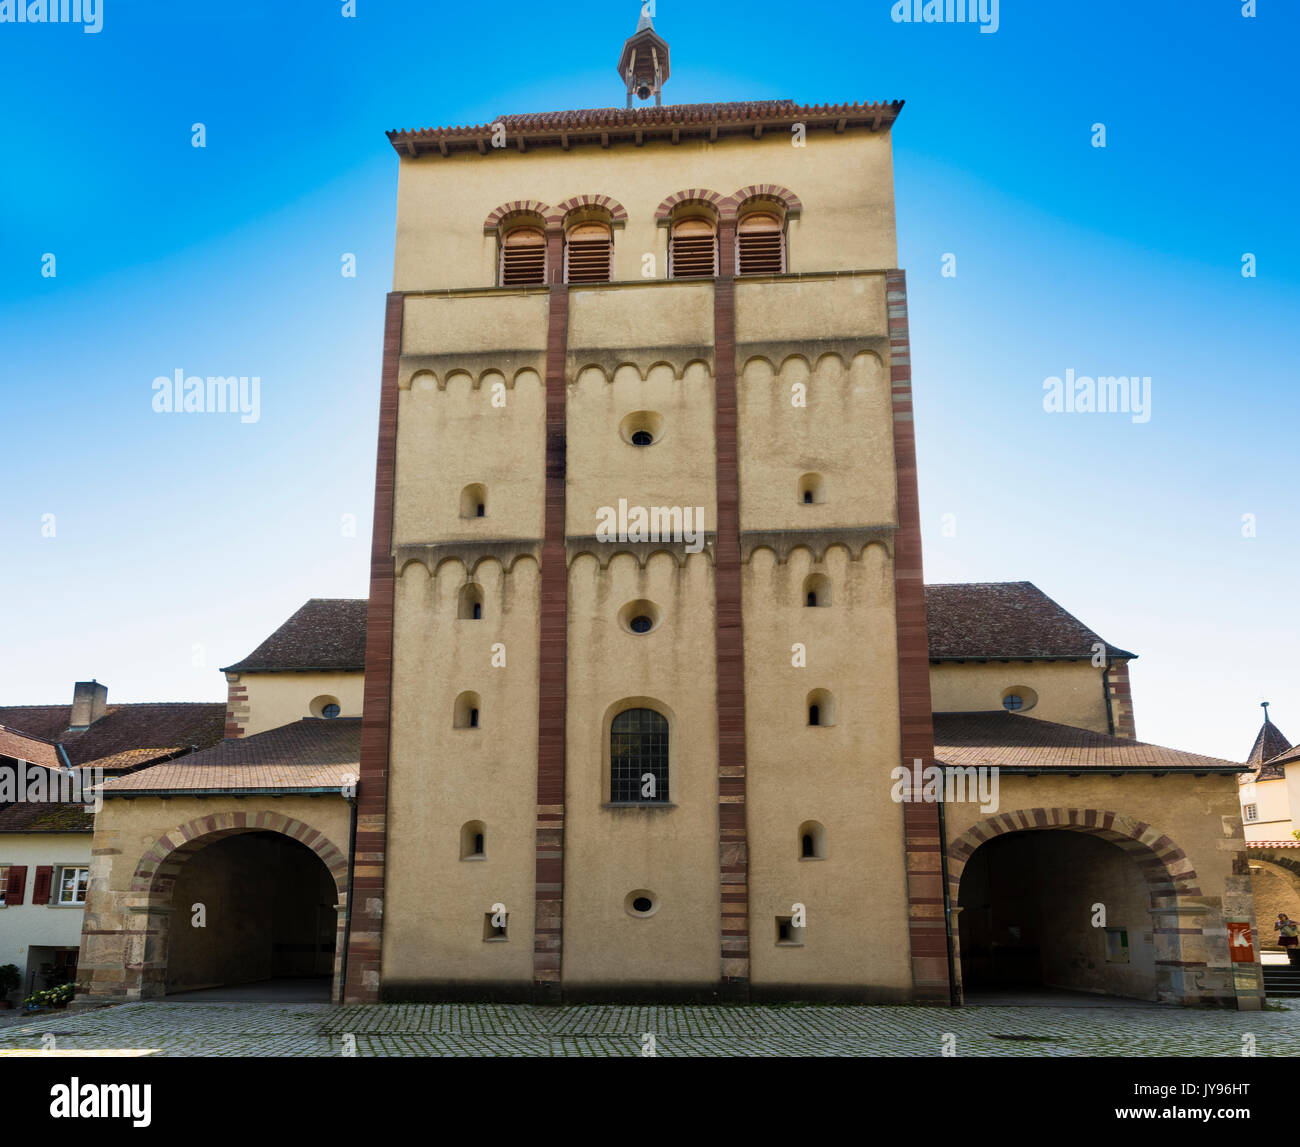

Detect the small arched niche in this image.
[458,583,484,620]
[460,820,486,860]
[454,691,481,729]
[799,821,827,860]
[803,573,831,608]
[806,689,835,727]
[460,484,487,519]
[798,473,825,505]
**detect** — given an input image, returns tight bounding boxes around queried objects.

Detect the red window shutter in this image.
[4,865,27,906]
[32,866,53,906]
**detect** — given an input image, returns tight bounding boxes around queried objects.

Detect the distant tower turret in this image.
[618,3,671,108]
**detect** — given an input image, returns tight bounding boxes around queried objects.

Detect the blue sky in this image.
[0,0,1295,761]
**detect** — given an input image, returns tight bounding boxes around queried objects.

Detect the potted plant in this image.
[0,964,19,1009]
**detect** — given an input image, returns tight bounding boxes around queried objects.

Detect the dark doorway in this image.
[164,831,336,997]
[956,830,1158,1002]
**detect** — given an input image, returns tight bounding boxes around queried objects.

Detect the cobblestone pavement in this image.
[0,1000,1295,1056]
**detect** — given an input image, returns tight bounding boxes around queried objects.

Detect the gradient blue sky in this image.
[1,0,1295,761]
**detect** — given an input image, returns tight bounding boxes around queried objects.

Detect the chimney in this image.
[69,680,108,730]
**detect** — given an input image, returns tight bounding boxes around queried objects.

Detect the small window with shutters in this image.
[564,221,613,284]
[737,211,785,275]
[500,226,546,286]
[0,865,7,906]
[670,216,717,279]
[2,865,26,906]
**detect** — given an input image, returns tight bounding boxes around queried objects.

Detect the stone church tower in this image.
[343,11,938,1005]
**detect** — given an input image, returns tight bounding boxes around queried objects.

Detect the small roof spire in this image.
[618,4,671,108]
[1262,700,1271,723]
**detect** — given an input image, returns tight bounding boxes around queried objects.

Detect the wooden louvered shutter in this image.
[4,865,26,906]
[32,865,53,905]
[564,222,612,283]
[737,212,785,275]
[670,217,717,279]
[500,227,546,286]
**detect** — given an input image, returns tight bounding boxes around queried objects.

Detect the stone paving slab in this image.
[0,1001,1295,1056]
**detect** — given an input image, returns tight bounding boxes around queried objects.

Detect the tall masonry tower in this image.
[344,10,942,1004]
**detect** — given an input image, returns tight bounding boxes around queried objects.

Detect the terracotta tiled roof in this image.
[0,799,94,833]
[925,582,1136,661]
[0,725,62,770]
[99,718,361,794]
[0,702,226,771]
[221,599,367,674]
[227,586,1134,673]
[388,99,904,157]
[932,711,1241,772]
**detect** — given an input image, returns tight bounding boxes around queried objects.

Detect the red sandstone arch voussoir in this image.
[653,188,726,222]
[131,811,349,900]
[554,194,628,227]
[482,199,556,233]
[947,807,1201,898]
[722,184,803,221]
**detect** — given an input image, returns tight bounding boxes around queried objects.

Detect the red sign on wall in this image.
[1228,921,1255,963]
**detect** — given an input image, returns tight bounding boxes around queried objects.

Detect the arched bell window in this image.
[737,211,785,275]
[670,216,717,279]
[500,226,546,286]
[565,221,612,284]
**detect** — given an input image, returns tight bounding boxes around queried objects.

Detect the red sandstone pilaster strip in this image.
[533,283,570,1001]
[887,270,949,1003]
[714,220,750,991]
[342,291,404,1003]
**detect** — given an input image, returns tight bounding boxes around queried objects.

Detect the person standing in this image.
[1276,913,1300,965]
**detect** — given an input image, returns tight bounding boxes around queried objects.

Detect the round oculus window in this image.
[624,889,659,917]
[630,615,653,634]
[631,430,653,447]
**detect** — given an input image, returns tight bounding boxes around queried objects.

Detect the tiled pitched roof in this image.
[221,599,367,673]
[99,718,360,794]
[925,582,1136,661]
[0,799,94,833]
[932,711,1241,772]
[224,586,1135,675]
[0,702,226,771]
[388,99,904,157]
[1268,743,1300,769]
[0,725,62,770]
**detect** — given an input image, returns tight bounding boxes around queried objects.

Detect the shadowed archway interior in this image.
[956,829,1160,1002]
[165,831,338,996]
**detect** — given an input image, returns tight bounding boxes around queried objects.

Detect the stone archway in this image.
[126,812,350,1001]
[1246,847,1300,957]
[948,808,1221,1006]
